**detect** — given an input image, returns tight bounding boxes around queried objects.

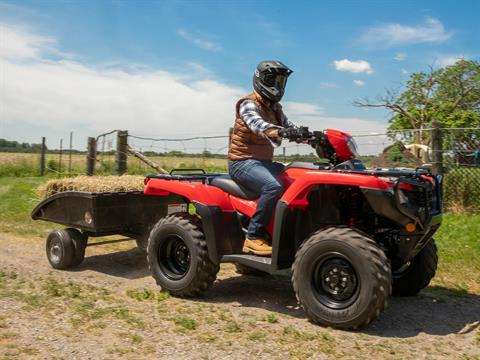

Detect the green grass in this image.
[0,177,53,237]
[174,317,198,331]
[433,214,480,292]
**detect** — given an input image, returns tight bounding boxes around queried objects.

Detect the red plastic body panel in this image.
[325,129,354,162]
[144,168,391,237]
[144,179,234,210]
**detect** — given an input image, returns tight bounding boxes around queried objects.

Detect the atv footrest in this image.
[221,254,272,273]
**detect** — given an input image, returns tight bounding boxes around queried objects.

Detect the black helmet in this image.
[253,60,293,102]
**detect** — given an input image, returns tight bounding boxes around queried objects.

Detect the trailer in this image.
[31,184,193,269]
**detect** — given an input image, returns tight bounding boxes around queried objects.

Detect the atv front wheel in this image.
[147,214,219,297]
[392,239,438,296]
[292,227,391,329]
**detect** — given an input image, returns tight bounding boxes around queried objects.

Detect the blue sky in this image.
[0,0,479,152]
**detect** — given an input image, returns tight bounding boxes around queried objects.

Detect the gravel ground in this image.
[0,232,479,360]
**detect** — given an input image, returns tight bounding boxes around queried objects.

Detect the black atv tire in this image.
[46,229,75,269]
[65,228,88,267]
[392,239,438,296]
[292,227,391,329]
[234,263,267,276]
[147,214,219,297]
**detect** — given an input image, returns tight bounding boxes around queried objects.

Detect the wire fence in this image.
[2,126,479,212]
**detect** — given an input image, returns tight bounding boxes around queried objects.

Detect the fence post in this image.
[40,137,46,176]
[115,130,128,175]
[58,138,63,177]
[431,121,443,175]
[87,137,96,176]
[68,131,73,175]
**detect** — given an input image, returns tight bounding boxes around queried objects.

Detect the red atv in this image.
[33,127,442,329]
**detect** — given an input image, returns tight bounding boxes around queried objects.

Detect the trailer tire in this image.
[147,214,219,297]
[65,228,88,267]
[46,229,76,269]
[392,239,438,296]
[292,227,391,329]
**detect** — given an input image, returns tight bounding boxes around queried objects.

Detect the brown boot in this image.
[243,238,272,256]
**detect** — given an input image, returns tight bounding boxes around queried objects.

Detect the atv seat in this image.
[209,175,259,200]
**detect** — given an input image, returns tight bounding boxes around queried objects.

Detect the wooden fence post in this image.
[40,137,46,176]
[58,138,63,176]
[68,131,73,175]
[431,121,443,175]
[115,130,128,175]
[87,137,96,176]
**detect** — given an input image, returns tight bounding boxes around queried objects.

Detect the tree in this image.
[354,59,480,144]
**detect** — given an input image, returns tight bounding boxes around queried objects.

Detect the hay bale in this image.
[37,175,145,199]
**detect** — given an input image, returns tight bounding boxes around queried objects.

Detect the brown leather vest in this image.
[228,92,285,161]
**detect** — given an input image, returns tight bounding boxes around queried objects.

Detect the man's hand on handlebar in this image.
[278,126,311,142]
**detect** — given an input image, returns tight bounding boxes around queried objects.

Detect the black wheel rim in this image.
[158,235,191,280]
[312,253,359,309]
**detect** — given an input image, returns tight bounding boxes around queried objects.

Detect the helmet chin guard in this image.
[253,60,293,102]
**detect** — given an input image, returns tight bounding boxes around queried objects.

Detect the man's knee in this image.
[263,181,284,198]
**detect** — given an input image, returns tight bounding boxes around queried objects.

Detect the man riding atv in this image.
[228,60,301,256]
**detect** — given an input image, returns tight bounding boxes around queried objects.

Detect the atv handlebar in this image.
[280,126,338,164]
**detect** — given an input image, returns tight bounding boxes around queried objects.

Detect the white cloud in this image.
[436,54,465,67]
[283,102,323,117]
[353,80,364,86]
[393,52,407,61]
[0,23,387,155]
[0,23,242,150]
[333,59,373,74]
[361,17,453,47]
[177,29,222,52]
[401,68,409,75]
[0,24,56,60]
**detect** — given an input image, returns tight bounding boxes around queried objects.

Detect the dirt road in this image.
[1,232,479,359]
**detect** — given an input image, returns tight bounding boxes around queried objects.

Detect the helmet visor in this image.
[263,73,288,90]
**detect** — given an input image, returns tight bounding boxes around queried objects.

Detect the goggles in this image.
[263,73,288,89]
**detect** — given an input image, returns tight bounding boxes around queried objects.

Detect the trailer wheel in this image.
[46,229,75,269]
[147,214,219,297]
[65,228,88,267]
[392,239,438,296]
[292,227,391,329]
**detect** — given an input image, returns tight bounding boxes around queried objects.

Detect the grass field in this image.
[0,152,228,177]
[0,176,478,294]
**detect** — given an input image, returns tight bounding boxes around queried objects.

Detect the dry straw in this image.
[37,175,145,199]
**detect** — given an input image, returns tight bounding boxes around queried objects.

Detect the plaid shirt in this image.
[239,99,295,147]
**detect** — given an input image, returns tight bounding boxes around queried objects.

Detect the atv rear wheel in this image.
[147,214,219,297]
[292,227,391,329]
[392,239,438,296]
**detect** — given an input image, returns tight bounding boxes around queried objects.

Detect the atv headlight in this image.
[344,136,359,157]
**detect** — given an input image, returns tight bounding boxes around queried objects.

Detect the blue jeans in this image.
[228,159,285,239]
